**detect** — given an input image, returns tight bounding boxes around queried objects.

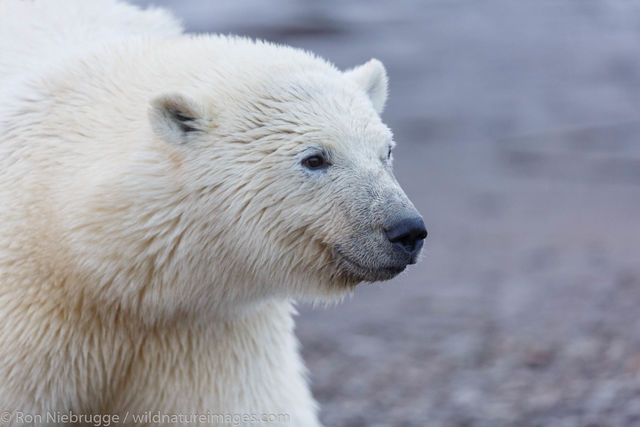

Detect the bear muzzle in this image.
[334,213,427,283]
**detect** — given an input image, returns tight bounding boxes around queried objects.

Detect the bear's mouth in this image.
[334,247,406,282]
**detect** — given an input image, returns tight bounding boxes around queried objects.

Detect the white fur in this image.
[0,1,404,426]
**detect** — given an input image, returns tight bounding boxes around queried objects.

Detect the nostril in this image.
[385,217,427,254]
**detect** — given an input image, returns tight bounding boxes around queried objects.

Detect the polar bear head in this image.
[142,40,426,308]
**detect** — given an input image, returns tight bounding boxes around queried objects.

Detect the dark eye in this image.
[302,154,327,170]
[387,147,392,160]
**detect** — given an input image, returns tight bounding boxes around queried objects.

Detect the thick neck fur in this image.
[0,265,318,424]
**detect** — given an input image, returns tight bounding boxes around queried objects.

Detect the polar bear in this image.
[0,0,427,426]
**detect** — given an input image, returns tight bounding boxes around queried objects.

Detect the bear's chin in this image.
[335,252,407,284]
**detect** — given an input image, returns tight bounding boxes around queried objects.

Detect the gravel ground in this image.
[134,2,640,425]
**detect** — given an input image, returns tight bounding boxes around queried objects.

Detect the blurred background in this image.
[133,1,640,425]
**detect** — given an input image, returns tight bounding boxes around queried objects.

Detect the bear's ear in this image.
[344,58,388,114]
[149,93,209,144]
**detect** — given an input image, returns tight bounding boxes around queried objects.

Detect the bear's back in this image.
[0,0,182,91]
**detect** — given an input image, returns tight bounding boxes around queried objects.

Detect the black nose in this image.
[385,217,427,256]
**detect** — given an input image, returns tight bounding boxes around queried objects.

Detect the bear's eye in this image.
[302,154,327,170]
[387,146,393,160]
